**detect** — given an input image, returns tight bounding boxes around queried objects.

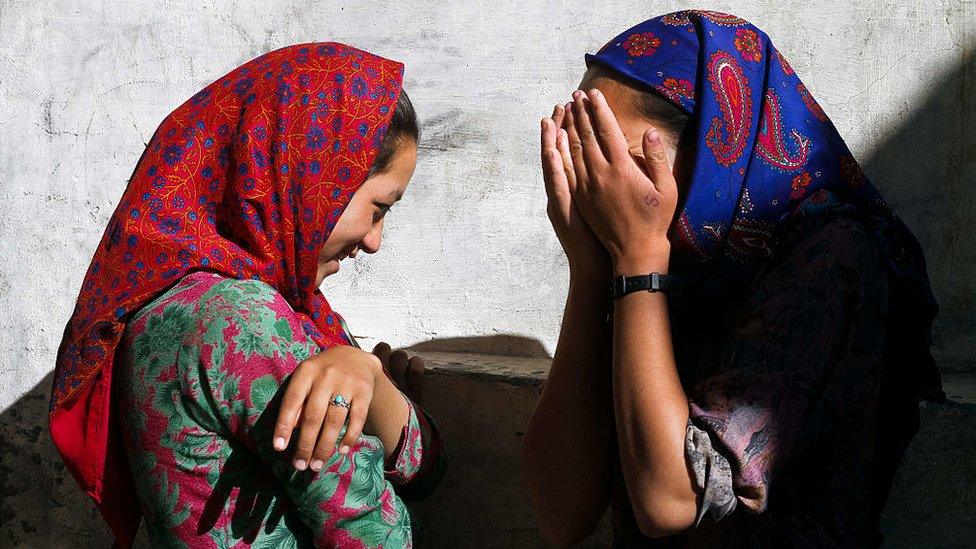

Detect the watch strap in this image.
[611,273,679,299]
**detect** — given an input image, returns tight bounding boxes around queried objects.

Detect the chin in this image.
[315,261,341,285]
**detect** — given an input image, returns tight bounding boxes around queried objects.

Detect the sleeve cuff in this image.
[685,420,738,525]
[383,393,424,484]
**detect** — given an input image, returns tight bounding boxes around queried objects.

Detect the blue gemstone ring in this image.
[330,394,350,409]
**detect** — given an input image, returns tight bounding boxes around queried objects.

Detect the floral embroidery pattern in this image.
[117,272,445,547]
[734,28,762,62]
[706,51,752,166]
[622,32,662,56]
[655,77,695,105]
[791,172,812,200]
[756,89,810,171]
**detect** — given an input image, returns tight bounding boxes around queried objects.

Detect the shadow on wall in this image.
[407,334,551,358]
[860,47,976,373]
[0,372,112,547]
[2,47,974,549]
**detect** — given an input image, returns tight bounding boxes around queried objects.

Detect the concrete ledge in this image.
[411,353,976,548]
[2,358,973,547]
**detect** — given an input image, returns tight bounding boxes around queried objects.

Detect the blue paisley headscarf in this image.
[586,10,942,399]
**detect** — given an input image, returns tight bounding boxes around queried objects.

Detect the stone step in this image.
[409,352,976,548]
[2,360,973,547]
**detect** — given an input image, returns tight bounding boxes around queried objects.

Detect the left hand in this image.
[565,89,678,273]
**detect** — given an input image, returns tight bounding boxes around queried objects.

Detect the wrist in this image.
[366,368,406,429]
[569,266,610,288]
[612,242,671,276]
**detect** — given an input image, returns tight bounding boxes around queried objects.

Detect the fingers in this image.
[551,103,566,130]
[309,395,351,471]
[273,366,314,452]
[563,100,590,190]
[406,355,425,403]
[389,349,409,389]
[372,342,392,373]
[586,89,630,164]
[641,128,676,192]
[571,90,608,172]
[541,117,564,203]
[555,128,577,193]
[336,399,368,457]
[292,382,332,470]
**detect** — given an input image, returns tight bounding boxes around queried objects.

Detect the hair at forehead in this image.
[581,64,690,148]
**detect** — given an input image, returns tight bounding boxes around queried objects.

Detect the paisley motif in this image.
[840,155,867,188]
[775,48,795,75]
[726,217,776,259]
[698,10,749,26]
[706,51,752,166]
[661,11,692,26]
[756,89,809,171]
[797,82,828,121]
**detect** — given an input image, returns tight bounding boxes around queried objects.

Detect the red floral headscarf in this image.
[49,42,405,546]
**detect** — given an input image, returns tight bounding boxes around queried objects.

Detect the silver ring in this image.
[330,393,350,409]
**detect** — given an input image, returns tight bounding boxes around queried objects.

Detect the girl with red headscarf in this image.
[50,42,445,547]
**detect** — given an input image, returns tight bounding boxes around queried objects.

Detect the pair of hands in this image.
[541,89,677,278]
[272,342,424,472]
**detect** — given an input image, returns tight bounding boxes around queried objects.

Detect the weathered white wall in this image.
[2,0,974,413]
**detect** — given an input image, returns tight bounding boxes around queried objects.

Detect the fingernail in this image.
[648,129,660,143]
[589,88,601,97]
[339,445,350,455]
[310,459,324,471]
[294,459,307,470]
[273,437,286,450]
[565,102,572,111]
[572,90,583,100]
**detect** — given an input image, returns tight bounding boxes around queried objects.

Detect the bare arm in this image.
[522,276,613,545]
[521,104,615,546]
[567,89,698,537]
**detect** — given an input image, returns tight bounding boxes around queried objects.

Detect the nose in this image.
[360,220,383,254]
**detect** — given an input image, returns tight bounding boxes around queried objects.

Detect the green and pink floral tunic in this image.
[115,271,445,548]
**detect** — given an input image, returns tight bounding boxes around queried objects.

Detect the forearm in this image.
[611,253,697,536]
[522,275,614,542]
[365,372,410,459]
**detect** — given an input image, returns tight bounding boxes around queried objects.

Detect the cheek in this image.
[327,210,369,251]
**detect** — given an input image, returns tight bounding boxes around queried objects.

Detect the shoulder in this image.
[129,272,306,349]
[157,272,301,330]
[764,211,885,288]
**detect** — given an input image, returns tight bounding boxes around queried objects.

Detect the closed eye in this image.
[373,201,394,219]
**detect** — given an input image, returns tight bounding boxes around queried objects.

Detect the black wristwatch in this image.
[611,273,679,300]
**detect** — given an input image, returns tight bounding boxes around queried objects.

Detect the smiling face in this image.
[314,139,418,287]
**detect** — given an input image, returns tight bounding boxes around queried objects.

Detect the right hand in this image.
[541,104,611,283]
[273,345,382,472]
[371,342,425,404]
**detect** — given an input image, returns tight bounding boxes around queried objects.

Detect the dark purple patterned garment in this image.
[611,206,927,548]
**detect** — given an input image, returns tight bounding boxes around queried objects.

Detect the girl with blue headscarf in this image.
[522,10,941,547]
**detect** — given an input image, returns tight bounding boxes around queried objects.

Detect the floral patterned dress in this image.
[115,272,445,548]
